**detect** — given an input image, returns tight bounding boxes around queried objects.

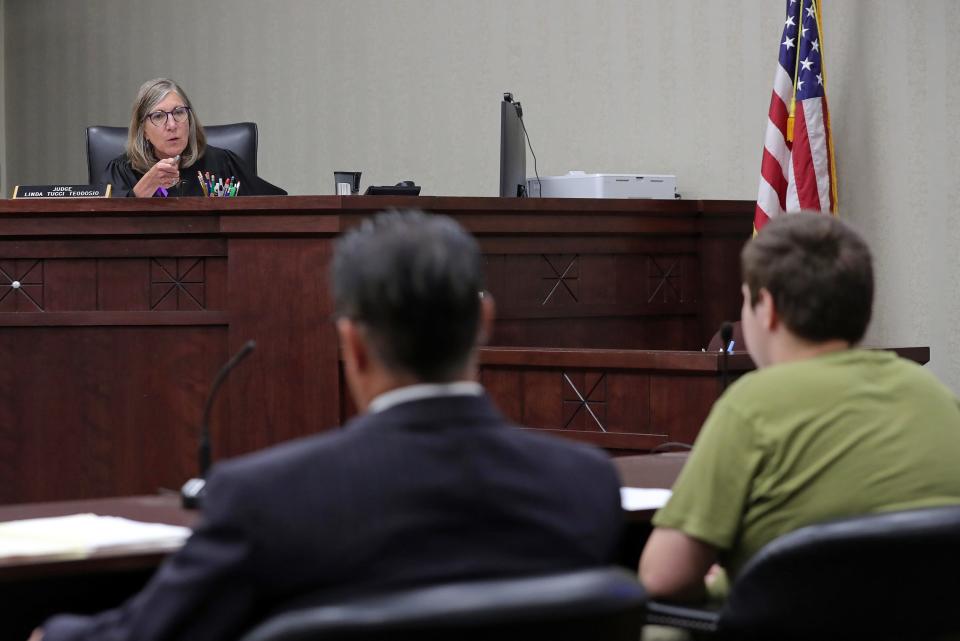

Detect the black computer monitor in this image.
[499,93,527,197]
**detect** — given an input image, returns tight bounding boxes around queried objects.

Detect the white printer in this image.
[526,171,678,199]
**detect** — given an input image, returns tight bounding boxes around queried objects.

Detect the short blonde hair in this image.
[126,78,206,173]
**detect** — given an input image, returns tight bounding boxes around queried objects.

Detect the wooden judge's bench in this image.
[0,196,925,505]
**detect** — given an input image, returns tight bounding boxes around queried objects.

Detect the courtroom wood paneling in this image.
[0,196,754,503]
[650,374,722,446]
[0,238,228,259]
[98,259,152,311]
[468,201,749,350]
[224,237,339,455]
[478,348,753,453]
[0,259,44,311]
[44,260,98,311]
[491,317,700,350]
[697,202,752,343]
[0,256,228,314]
[509,369,563,428]
[491,368,657,435]
[605,372,652,435]
[486,253,700,316]
[0,311,231,327]
[0,327,227,503]
[97,257,226,312]
[478,346,931,454]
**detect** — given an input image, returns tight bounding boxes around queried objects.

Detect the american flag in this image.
[755,0,837,231]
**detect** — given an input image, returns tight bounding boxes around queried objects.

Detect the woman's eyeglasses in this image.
[145,106,191,128]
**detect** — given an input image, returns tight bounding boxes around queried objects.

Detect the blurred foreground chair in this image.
[644,505,960,641]
[85,122,259,184]
[239,567,646,641]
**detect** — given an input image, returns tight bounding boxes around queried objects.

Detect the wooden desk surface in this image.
[614,452,688,523]
[0,494,197,581]
[0,456,683,637]
[0,453,687,580]
[614,452,689,489]
[0,495,197,639]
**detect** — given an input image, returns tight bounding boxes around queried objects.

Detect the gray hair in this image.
[126,78,206,173]
[333,210,485,382]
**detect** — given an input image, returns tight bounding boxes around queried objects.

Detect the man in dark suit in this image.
[35,210,624,641]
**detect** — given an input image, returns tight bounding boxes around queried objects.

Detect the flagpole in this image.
[813,0,840,214]
[787,0,805,142]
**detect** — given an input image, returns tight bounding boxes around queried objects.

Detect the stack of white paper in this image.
[619,487,672,511]
[0,513,191,561]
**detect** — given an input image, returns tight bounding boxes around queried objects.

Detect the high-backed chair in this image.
[85,122,258,184]
[644,505,960,641]
[238,567,646,641]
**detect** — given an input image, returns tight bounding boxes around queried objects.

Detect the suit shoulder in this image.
[208,408,391,483]
[212,429,350,481]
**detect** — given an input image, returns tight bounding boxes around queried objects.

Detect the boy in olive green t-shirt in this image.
[639,214,960,603]
[656,348,960,582]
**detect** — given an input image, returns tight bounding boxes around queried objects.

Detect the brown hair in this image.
[741,213,874,344]
[126,78,206,173]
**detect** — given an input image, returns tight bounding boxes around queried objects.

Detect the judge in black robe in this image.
[102,145,286,197]
[101,77,286,198]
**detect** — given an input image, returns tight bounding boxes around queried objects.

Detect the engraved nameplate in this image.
[12,184,112,199]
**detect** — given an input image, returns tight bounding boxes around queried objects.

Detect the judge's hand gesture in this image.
[133,155,180,198]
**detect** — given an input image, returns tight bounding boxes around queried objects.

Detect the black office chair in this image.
[644,505,960,641]
[239,567,646,641]
[85,122,258,184]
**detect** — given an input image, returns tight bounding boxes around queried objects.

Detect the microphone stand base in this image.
[180,477,207,510]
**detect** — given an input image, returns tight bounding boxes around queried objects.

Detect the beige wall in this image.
[3,0,959,392]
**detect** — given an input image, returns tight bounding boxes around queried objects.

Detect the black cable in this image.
[517,112,542,198]
[650,441,693,454]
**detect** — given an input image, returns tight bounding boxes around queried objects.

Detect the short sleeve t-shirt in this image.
[653,349,960,577]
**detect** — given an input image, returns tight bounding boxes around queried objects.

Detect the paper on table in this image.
[0,513,191,561]
[620,487,672,511]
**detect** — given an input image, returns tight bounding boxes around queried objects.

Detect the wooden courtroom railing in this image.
[479,347,754,454]
[0,195,755,503]
[477,346,929,454]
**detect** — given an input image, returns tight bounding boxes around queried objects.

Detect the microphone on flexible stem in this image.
[719,321,734,392]
[181,340,256,509]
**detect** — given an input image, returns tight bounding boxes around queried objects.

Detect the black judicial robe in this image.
[101,145,287,197]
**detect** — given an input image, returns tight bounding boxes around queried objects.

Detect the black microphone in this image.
[181,340,256,509]
[719,321,733,392]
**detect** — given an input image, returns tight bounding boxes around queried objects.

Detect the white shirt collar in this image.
[368,381,484,414]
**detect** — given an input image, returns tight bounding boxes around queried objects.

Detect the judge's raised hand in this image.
[133,155,180,198]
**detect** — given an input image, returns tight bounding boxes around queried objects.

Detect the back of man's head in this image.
[741,213,874,344]
[332,210,484,382]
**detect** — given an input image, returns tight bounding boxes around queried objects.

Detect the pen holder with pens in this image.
[198,172,240,197]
